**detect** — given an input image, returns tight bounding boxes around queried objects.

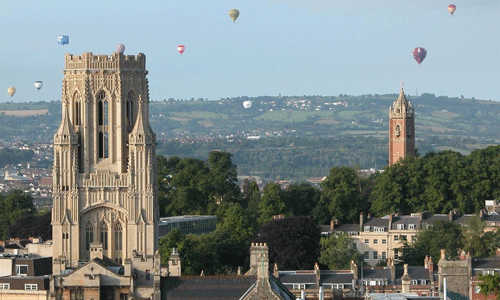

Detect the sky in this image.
[0,0,499,103]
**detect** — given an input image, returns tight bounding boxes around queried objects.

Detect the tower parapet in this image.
[65,52,146,71]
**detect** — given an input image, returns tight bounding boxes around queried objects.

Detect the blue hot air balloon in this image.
[58,35,69,46]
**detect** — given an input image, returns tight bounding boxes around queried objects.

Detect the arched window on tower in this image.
[395,124,401,137]
[97,91,107,126]
[126,91,135,130]
[100,223,108,251]
[85,223,93,251]
[97,91,109,159]
[115,223,122,251]
[74,91,81,126]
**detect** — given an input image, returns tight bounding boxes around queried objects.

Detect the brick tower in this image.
[388,82,415,165]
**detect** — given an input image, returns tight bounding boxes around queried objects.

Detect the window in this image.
[70,289,84,300]
[293,284,306,289]
[420,280,427,285]
[382,252,387,260]
[100,223,108,251]
[401,235,407,241]
[397,224,405,230]
[394,235,399,241]
[16,265,28,276]
[25,284,38,290]
[408,224,415,230]
[475,285,482,294]
[364,226,371,232]
[373,239,378,244]
[374,227,386,232]
[120,294,129,300]
[373,252,378,260]
[86,223,93,251]
[382,239,387,244]
[331,284,344,289]
[0,283,10,290]
[411,235,416,241]
[364,239,369,244]
[146,270,151,280]
[115,223,123,251]
[127,91,135,129]
[411,280,418,285]
[364,252,369,260]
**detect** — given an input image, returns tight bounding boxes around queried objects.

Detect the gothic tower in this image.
[388,83,415,165]
[52,52,158,272]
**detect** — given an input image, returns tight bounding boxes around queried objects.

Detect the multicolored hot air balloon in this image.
[58,35,69,46]
[34,81,43,91]
[177,45,185,56]
[116,44,125,53]
[229,9,239,22]
[412,47,427,66]
[7,87,16,97]
[447,4,456,16]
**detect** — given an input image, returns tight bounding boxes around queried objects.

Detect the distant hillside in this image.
[1,94,499,179]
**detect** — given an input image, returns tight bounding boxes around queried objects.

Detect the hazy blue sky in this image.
[0,0,499,102]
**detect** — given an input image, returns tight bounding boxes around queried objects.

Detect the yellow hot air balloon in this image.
[229,9,239,23]
[7,86,16,97]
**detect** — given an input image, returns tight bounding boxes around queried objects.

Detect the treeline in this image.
[157,135,483,180]
[158,146,500,274]
[0,148,35,168]
[0,190,51,240]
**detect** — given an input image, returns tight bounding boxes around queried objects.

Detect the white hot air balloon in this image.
[34,81,43,91]
[7,86,16,97]
[243,101,252,109]
[116,44,125,53]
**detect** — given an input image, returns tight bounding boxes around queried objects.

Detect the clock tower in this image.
[389,83,415,165]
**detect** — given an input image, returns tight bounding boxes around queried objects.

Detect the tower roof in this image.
[56,105,76,137]
[390,82,413,117]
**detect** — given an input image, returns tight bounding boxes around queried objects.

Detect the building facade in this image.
[389,83,415,165]
[51,51,159,299]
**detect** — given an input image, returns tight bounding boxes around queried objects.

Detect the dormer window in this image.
[364,226,371,232]
[397,224,405,230]
[408,224,415,230]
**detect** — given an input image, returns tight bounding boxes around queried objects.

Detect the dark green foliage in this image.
[8,211,51,240]
[478,273,500,300]
[157,151,241,217]
[317,166,362,223]
[399,221,463,265]
[258,182,286,224]
[283,182,320,216]
[255,216,321,270]
[370,146,500,216]
[0,148,35,168]
[0,190,37,239]
[319,234,363,270]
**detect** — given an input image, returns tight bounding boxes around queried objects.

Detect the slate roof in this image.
[334,224,360,233]
[453,214,476,225]
[269,275,297,300]
[364,218,390,227]
[483,214,500,222]
[390,216,421,229]
[473,257,500,270]
[279,272,316,284]
[362,267,391,279]
[320,272,354,284]
[394,266,431,281]
[422,214,449,224]
[161,276,258,300]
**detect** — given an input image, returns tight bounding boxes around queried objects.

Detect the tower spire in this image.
[388,82,415,165]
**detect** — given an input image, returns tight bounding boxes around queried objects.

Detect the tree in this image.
[207,151,241,204]
[0,190,36,239]
[255,216,321,270]
[283,182,320,216]
[319,234,363,269]
[258,182,286,224]
[478,273,500,300]
[399,220,463,265]
[320,167,362,223]
[8,211,51,240]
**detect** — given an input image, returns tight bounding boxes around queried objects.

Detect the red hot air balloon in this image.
[447,4,456,16]
[412,47,427,66]
[177,45,185,56]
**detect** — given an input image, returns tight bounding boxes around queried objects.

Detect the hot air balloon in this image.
[412,47,427,66]
[58,35,69,46]
[447,4,456,16]
[177,45,185,56]
[116,44,125,53]
[7,87,16,97]
[229,9,239,22]
[243,101,252,109]
[34,81,43,91]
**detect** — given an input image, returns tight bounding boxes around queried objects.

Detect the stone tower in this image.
[52,52,158,271]
[388,83,415,165]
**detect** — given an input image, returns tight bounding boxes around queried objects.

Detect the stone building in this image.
[389,83,415,165]
[50,51,159,299]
